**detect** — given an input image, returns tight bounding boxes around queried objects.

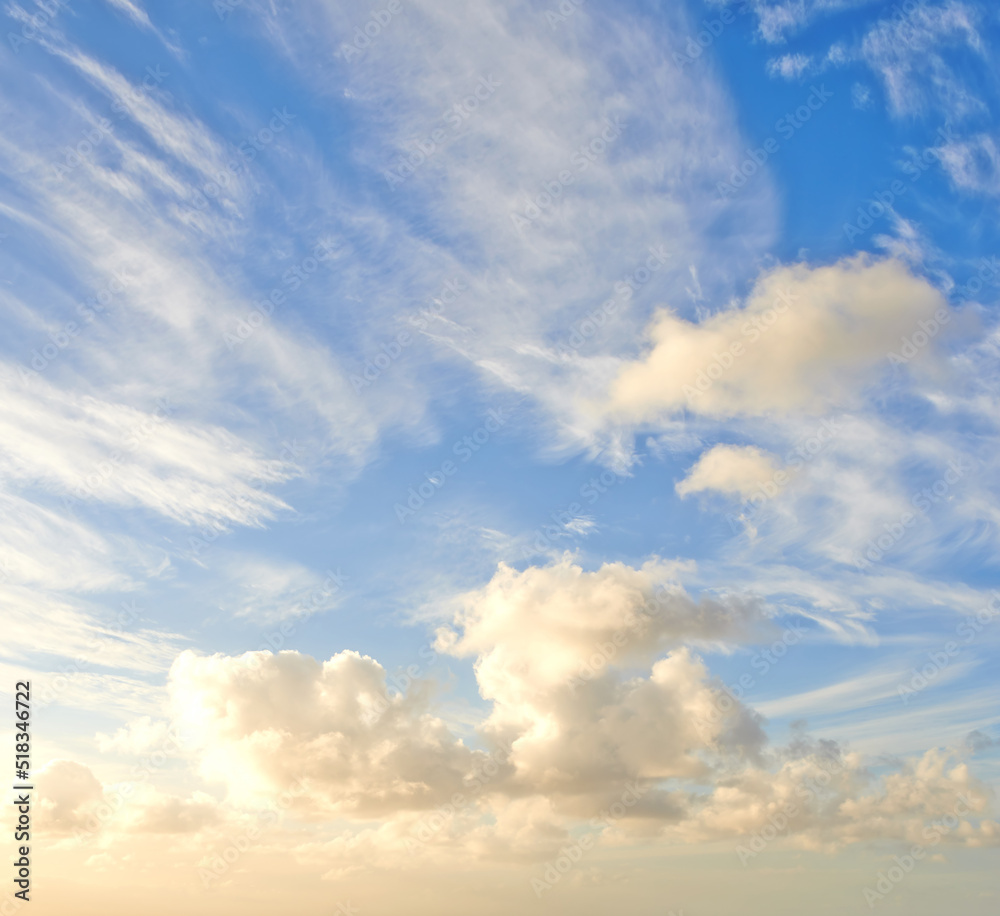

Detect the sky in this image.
[0,0,999,913]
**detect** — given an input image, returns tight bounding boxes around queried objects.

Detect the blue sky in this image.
[1,0,999,913]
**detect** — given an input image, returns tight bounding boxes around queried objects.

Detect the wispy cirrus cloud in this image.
[248,0,779,461]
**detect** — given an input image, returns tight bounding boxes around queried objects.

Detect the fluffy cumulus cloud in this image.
[167,648,487,816]
[155,558,779,829]
[436,558,770,800]
[117,785,220,834]
[676,444,782,498]
[34,760,106,834]
[29,758,220,838]
[3,0,999,907]
[96,716,175,755]
[598,256,946,423]
[47,555,987,876]
[677,737,999,854]
[436,557,770,678]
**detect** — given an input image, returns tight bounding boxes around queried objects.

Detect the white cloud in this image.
[159,557,774,824]
[97,716,174,755]
[935,133,1000,196]
[438,557,770,682]
[754,666,923,718]
[250,0,778,458]
[857,1,985,117]
[0,22,383,487]
[596,256,946,424]
[30,758,220,836]
[34,759,105,833]
[168,648,487,815]
[677,740,997,850]
[119,785,221,834]
[2,589,183,682]
[750,0,811,42]
[208,555,348,624]
[145,557,999,863]
[743,0,880,44]
[0,15,389,691]
[851,82,873,109]
[676,444,782,498]
[0,0,996,893]
[0,489,129,592]
[0,375,291,528]
[104,0,154,32]
[436,558,772,795]
[767,53,813,79]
